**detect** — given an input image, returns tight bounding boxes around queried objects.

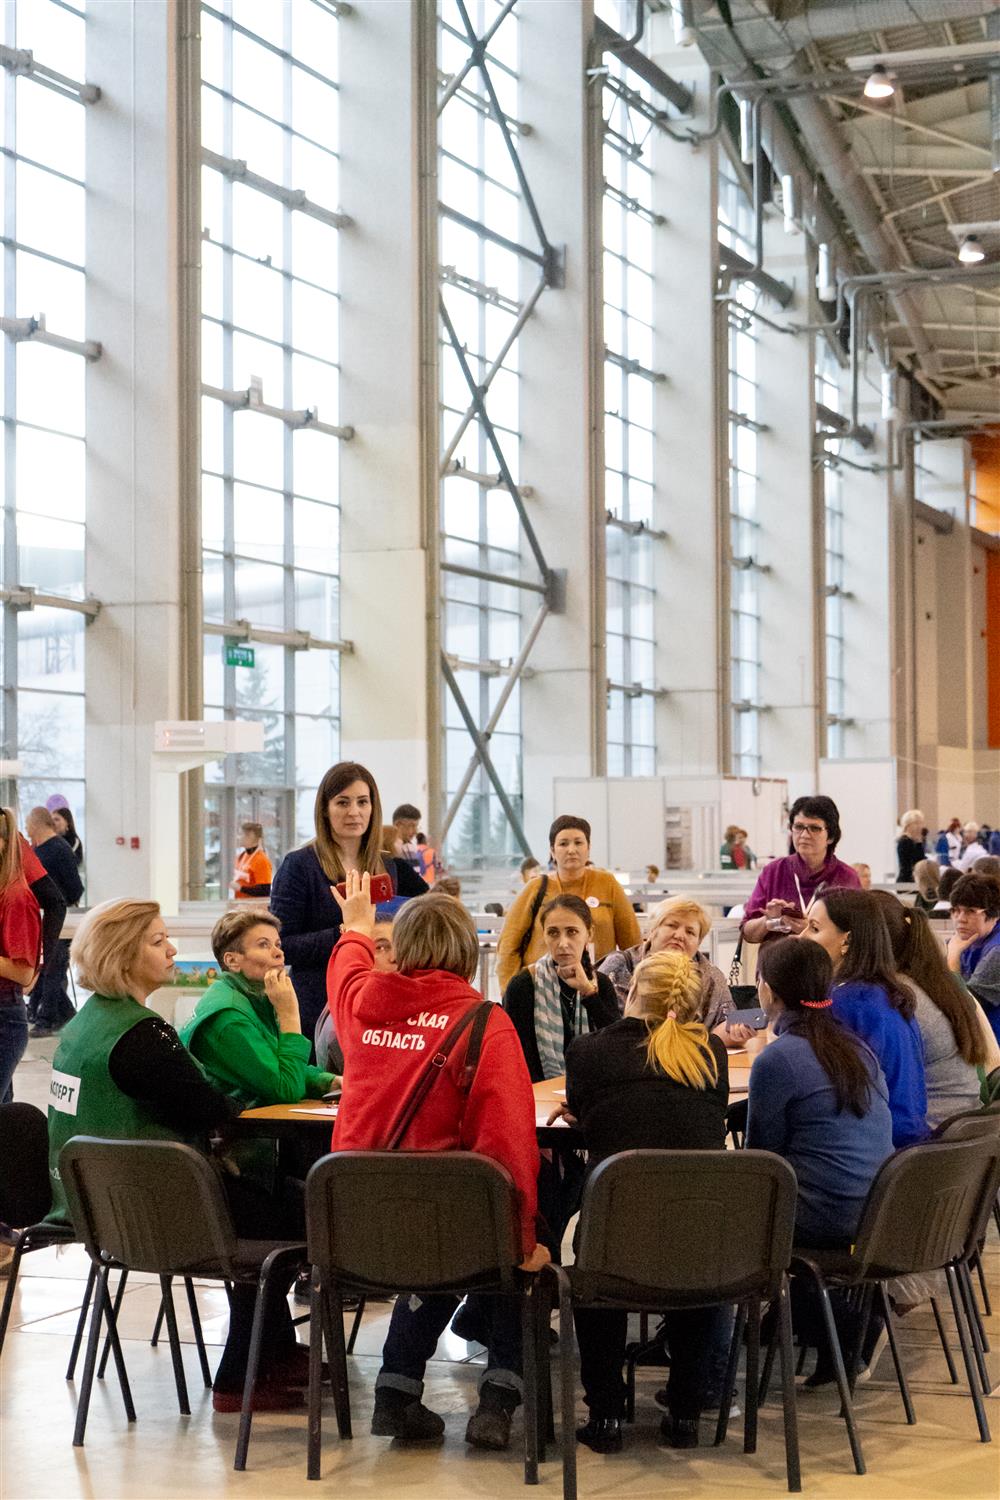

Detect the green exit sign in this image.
[224,641,255,669]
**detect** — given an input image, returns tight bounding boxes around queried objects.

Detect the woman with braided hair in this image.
[562,950,729,1454]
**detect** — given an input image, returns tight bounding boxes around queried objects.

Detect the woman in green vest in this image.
[47,898,307,1413]
[181,908,338,1108]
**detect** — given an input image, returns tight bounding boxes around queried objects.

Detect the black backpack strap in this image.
[384,1002,483,1150]
[515,875,549,969]
[458,1002,494,1095]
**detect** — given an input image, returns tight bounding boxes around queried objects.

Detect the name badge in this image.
[585,896,600,909]
[50,1069,82,1116]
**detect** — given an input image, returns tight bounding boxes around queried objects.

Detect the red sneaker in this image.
[212,1383,305,1414]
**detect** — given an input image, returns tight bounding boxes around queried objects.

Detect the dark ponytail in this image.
[870,892,987,1068]
[758,938,875,1118]
[822,888,916,1021]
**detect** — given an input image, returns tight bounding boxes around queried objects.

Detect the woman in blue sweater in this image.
[800,889,928,1148]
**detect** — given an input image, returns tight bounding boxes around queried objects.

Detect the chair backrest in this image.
[0,1102,52,1228]
[853,1136,1000,1279]
[982,1067,1000,1106]
[306,1151,521,1295]
[933,1104,1000,1142]
[573,1150,797,1306]
[58,1138,240,1274]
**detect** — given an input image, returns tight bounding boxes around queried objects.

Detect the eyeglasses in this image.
[792,822,826,836]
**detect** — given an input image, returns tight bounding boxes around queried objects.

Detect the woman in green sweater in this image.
[181,910,338,1108]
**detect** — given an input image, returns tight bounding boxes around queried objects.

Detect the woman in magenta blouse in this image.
[741,796,861,947]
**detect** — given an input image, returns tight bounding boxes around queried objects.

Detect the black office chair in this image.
[545,1149,802,1500]
[0,1102,78,1359]
[299,1149,547,1484]
[59,1137,306,1460]
[782,1135,1000,1476]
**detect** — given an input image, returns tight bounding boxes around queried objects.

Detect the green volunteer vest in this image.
[46,995,188,1225]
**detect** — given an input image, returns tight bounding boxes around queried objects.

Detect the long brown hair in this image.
[870,892,987,1068]
[312,763,387,883]
[822,888,916,1021]
[0,808,25,892]
[757,938,875,1117]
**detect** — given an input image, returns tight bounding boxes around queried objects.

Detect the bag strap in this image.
[384,1001,492,1150]
[728,934,744,989]
[515,874,549,969]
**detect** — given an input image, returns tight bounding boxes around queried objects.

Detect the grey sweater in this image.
[911,984,981,1128]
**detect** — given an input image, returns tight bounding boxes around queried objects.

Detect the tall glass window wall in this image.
[200,0,343,894]
[602,49,659,777]
[816,342,846,757]
[718,157,762,775]
[438,0,524,865]
[0,0,90,829]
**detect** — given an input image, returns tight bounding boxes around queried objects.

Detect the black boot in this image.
[576,1415,623,1453]
[465,1381,519,1450]
[371,1386,445,1440]
[660,1413,699,1448]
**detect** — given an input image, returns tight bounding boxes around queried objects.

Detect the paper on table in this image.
[290,1105,338,1116]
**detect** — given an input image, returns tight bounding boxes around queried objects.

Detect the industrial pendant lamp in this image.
[863,64,895,100]
[958,233,985,264]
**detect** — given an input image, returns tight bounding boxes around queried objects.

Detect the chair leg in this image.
[714,1301,746,1446]
[846,1282,874,1399]
[795,1342,808,1375]
[972,1248,992,1324]
[776,1275,802,1494]
[184,1277,213,1388]
[549,1267,577,1500]
[345,1295,366,1356]
[0,1236,26,1358]
[957,1261,992,1395]
[758,1303,779,1407]
[930,1297,959,1385]
[234,1269,271,1473]
[307,1276,324,1482]
[66,1261,97,1380]
[744,1297,761,1455]
[327,1286,353,1439]
[814,1276,866,1476]
[946,1263,991,1443]
[159,1275,190,1417]
[521,1285,540,1486]
[877,1282,915,1424]
[535,1274,554,1454]
[73,1263,109,1447]
[97,1267,130,1380]
[100,1269,136,1423]
[149,1294,165,1347]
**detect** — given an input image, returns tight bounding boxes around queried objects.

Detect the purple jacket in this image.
[743,853,861,927]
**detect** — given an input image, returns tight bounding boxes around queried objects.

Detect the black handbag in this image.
[727,935,757,1008]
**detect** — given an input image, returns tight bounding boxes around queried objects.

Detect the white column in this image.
[754,218,818,784]
[336,3,429,819]
[647,43,721,777]
[85,1,183,906]
[839,371,892,759]
[517,0,594,855]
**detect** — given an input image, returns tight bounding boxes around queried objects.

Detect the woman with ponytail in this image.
[870,892,988,1126]
[563,951,729,1454]
[748,938,893,1249]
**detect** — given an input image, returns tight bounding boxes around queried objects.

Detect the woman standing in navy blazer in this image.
[269,762,427,1038]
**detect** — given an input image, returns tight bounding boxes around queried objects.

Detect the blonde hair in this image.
[899,809,924,835]
[913,859,940,900]
[391,893,479,983]
[71,898,161,999]
[0,808,25,892]
[631,951,717,1090]
[646,896,711,946]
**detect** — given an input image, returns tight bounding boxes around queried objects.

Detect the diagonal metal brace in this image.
[441,654,532,856]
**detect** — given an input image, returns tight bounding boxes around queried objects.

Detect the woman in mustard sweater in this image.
[496,817,640,990]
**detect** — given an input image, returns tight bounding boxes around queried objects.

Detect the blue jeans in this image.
[0,1000,29,1103]
[33,939,74,1030]
[377,1291,523,1400]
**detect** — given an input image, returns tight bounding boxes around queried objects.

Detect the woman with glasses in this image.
[741,796,861,948]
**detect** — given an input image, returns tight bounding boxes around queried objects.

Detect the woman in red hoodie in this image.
[327,873,549,1451]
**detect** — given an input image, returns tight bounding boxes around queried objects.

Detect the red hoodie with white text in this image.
[326,930,540,1255]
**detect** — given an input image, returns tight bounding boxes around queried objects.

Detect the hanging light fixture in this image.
[671,0,694,47]
[817,243,837,302]
[781,173,800,233]
[738,98,754,165]
[863,64,895,100]
[958,233,986,264]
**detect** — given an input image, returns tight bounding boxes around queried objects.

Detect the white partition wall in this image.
[819,757,898,879]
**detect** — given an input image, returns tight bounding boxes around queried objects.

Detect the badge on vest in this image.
[50,1069,82,1115]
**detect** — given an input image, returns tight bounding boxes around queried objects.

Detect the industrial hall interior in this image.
[2,2,1000,1500]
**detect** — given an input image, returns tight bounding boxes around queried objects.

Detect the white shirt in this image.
[956,840,985,872]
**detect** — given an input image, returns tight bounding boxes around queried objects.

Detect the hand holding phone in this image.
[335,872,394,905]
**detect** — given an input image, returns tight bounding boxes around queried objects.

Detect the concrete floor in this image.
[3,1035,999,1500]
